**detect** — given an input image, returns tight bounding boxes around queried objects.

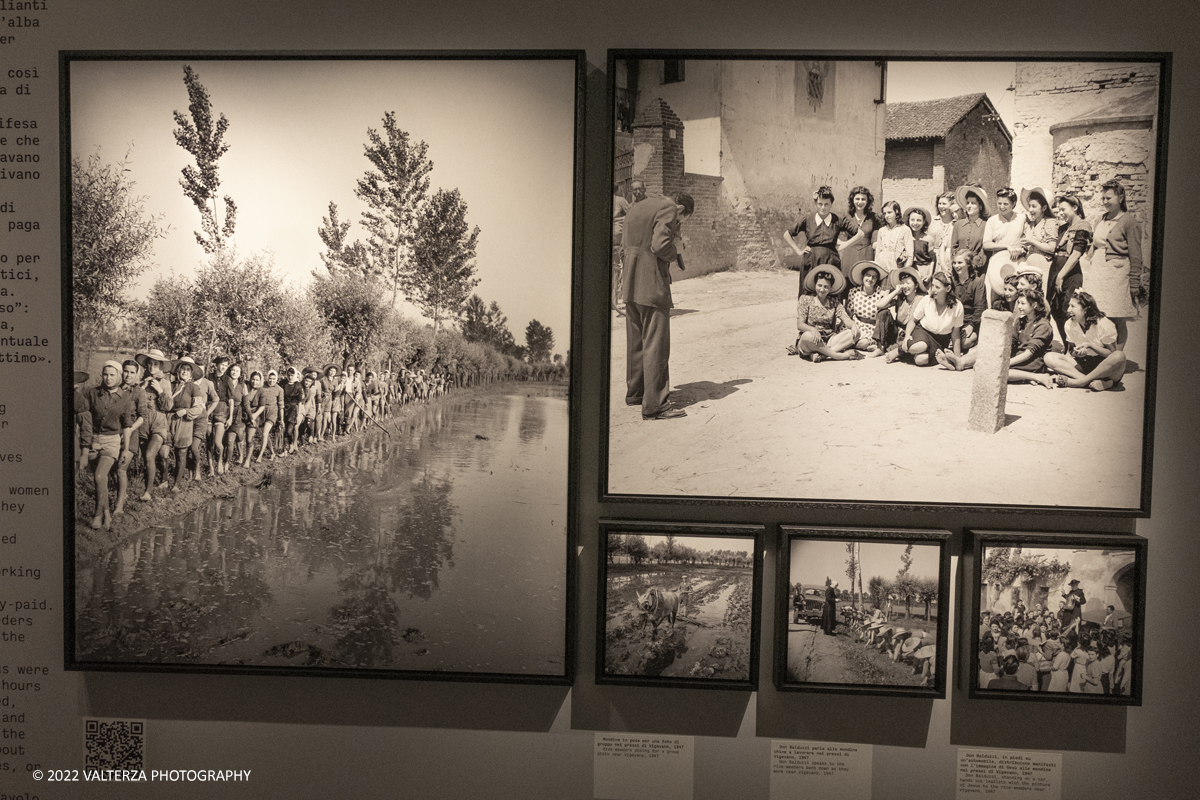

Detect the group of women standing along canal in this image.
[72,352,529,531]
[785,180,1143,394]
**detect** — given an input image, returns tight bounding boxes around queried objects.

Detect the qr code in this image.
[84,718,145,771]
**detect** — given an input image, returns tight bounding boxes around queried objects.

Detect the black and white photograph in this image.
[968,531,1145,704]
[64,54,582,681]
[604,52,1167,514]
[775,527,950,696]
[597,521,762,689]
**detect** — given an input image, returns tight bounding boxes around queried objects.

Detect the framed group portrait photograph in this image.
[597,520,763,690]
[602,50,1168,516]
[774,526,951,697]
[64,51,584,683]
[966,530,1146,705]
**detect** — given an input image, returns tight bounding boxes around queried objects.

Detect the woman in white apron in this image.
[1082,180,1141,351]
[982,187,1026,307]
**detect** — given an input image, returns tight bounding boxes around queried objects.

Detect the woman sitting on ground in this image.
[897,271,962,367]
[936,289,1057,389]
[877,266,926,360]
[991,265,1019,312]
[791,268,859,362]
[844,260,897,356]
[1045,289,1128,391]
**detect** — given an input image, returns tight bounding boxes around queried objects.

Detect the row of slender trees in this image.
[606,534,752,569]
[72,64,559,379]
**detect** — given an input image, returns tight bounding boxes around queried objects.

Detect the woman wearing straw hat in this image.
[951,185,989,291]
[133,349,174,496]
[318,364,340,441]
[982,188,1027,308]
[880,265,926,362]
[845,260,895,356]
[1083,179,1141,350]
[791,268,859,362]
[1048,194,1092,342]
[168,356,206,492]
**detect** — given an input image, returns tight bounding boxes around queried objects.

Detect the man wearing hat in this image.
[133,349,175,496]
[620,191,694,420]
[1062,579,1086,636]
[822,580,840,636]
[78,361,135,529]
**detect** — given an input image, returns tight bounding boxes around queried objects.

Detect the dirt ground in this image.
[608,270,1147,508]
[786,618,935,686]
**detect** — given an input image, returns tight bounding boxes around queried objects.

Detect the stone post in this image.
[968,309,1017,433]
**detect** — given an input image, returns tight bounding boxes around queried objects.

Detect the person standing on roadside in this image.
[620,191,694,420]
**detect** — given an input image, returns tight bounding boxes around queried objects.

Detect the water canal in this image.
[74,385,569,676]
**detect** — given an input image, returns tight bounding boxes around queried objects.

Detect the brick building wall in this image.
[941,102,1012,205]
[882,139,945,214]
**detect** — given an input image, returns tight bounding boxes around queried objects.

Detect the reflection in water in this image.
[75,387,568,675]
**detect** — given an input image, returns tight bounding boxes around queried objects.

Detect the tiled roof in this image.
[886,93,1001,141]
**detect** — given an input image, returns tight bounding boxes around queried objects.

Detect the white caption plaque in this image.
[957,749,1062,800]
[769,740,872,800]
[593,733,694,800]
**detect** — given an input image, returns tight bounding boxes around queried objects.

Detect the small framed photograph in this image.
[603,50,1169,516]
[597,521,763,690]
[774,527,951,697]
[967,530,1146,704]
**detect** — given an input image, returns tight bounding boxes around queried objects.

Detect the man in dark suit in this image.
[620,192,693,420]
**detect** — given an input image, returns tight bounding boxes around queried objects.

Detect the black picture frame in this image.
[596,520,764,690]
[601,49,1169,517]
[965,529,1146,705]
[62,50,585,685]
[774,526,951,698]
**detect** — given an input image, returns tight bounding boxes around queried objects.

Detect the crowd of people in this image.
[976,588,1135,695]
[782,181,1142,393]
[72,351,509,531]
[842,604,938,687]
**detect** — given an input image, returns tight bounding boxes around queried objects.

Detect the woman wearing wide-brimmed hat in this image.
[982,187,1027,308]
[131,349,174,497]
[880,265,926,361]
[168,356,206,492]
[951,185,989,289]
[791,267,859,362]
[318,364,340,441]
[845,261,895,356]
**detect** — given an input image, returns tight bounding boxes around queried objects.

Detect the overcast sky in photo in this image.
[790,539,940,588]
[70,58,577,353]
[886,60,1017,132]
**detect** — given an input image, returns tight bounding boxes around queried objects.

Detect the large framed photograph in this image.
[63,52,583,683]
[597,521,763,690]
[966,530,1146,705]
[603,51,1168,515]
[774,526,950,697]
